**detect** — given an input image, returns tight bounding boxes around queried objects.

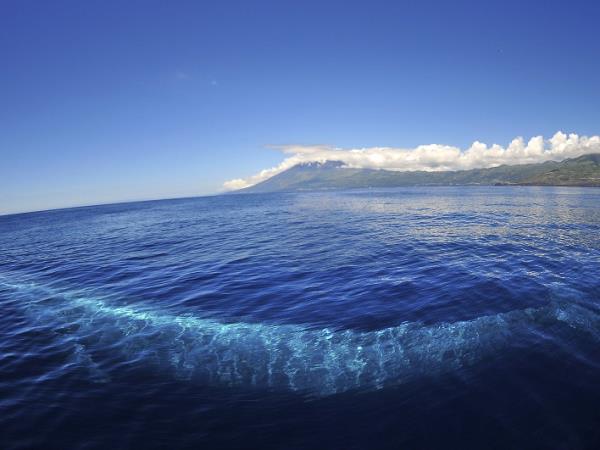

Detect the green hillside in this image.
[236,154,600,193]
[521,154,600,186]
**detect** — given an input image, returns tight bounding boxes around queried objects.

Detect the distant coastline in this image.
[233,153,600,193]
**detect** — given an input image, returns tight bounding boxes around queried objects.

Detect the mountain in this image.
[520,154,600,186]
[234,154,600,193]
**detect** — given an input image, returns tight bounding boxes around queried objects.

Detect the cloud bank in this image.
[223,132,600,191]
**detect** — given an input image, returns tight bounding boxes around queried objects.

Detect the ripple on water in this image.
[0,187,599,449]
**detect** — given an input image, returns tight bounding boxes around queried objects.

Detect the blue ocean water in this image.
[1,186,599,449]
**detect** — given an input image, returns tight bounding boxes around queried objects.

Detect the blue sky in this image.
[1,0,600,214]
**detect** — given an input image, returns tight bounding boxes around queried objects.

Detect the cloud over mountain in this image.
[223,132,600,190]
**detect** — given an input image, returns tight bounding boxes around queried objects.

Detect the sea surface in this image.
[1,186,599,449]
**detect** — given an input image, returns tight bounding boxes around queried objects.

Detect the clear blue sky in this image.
[2,0,599,214]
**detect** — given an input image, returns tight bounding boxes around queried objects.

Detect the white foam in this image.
[1,279,597,395]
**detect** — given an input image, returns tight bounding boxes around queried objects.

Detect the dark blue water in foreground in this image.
[1,187,600,449]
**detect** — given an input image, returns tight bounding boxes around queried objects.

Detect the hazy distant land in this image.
[234,153,600,193]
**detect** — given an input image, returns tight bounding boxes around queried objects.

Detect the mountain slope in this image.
[235,154,600,193]
[521,154,600,186]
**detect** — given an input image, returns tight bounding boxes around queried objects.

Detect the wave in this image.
[1,277,598,396]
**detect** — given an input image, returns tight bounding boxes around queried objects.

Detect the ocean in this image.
[1,186,599,449]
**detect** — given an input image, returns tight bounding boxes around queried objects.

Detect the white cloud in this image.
[223,132,600,190]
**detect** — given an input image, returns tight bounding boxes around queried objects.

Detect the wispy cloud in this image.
[223,132,600,190]
[174,70,191,80]
[171,70,219,88]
